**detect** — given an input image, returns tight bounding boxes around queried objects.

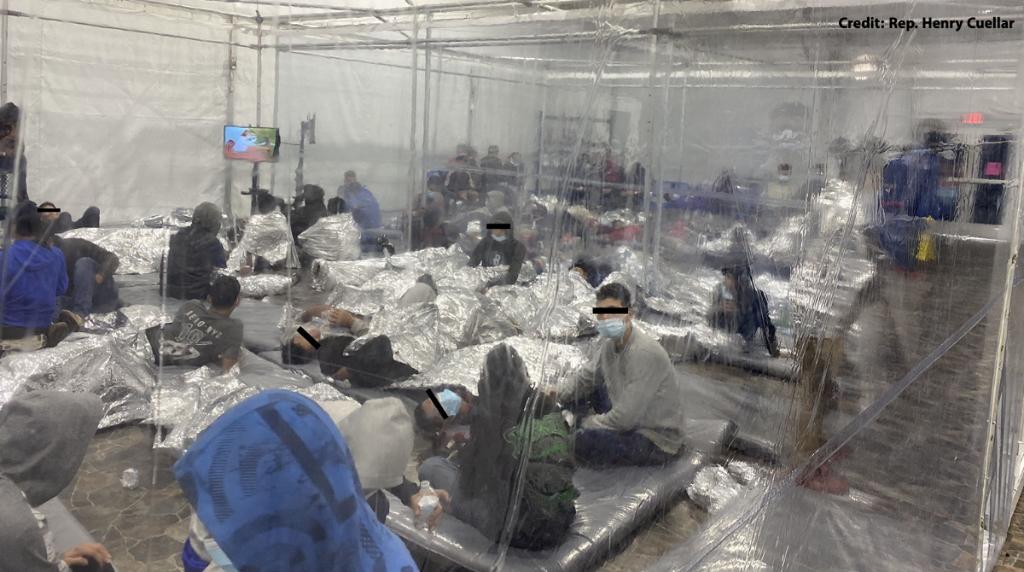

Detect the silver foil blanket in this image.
[238,274,293,298]
[0,332,157,429]
[485,271,596,339]
[228,211,292,270]
[392,335,586,394]
[153,367,355,453]
[61,227,172,274]
[132,208,195,229]
[312,258,388,291]
[347,302,444,373]
[298,214,361,262]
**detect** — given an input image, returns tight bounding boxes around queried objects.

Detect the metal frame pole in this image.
[1,0,9,102]
[224,19,237,218]
[421,14,432,183]
[650,36,673,286]
[640,0,662,292]
[406,12,419,251]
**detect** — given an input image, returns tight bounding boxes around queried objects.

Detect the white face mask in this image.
[778,175,790,183]
[492,234,507,242]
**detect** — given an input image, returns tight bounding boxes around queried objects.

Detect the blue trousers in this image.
[63,257,120,316]
[572,384,677,467]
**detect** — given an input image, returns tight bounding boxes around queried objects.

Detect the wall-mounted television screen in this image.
[223,125,280,162]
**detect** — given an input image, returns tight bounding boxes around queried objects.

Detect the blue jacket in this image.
[1,240,68,328]
[339,184,382,229]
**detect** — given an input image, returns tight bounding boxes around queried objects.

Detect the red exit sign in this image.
[961,112,984,125]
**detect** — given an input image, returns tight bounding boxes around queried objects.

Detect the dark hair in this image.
[38,201,56,210]
[344,170,357,179]
[282,338,317,365]
[13,201,41,239]
[255,190,278,214]
[414,401,442,433]
[596,282,631,308]
[302,184,325,203]
[208,275,240,308]
[0,102,20,126]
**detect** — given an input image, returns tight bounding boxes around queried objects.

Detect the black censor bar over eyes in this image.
[37,207,60,213]
[296,327,320,349]
[593,307,628,314]
[486,223,511,230]
[425,389,448,420]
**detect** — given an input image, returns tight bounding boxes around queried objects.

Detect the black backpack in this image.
[504,410,579,550]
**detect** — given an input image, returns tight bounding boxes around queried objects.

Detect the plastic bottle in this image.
[416,481,439,529]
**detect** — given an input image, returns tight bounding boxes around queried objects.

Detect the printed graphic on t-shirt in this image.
[490,252,503,266]
[166,307,224,361]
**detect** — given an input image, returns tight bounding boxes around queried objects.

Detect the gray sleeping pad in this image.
[388,418,736,572]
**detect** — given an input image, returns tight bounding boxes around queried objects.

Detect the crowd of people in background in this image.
[0,126,797,570]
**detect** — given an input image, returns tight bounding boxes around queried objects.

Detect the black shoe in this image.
[58,309,84,332]
[45,322,71,348]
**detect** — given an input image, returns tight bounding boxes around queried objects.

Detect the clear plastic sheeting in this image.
[1,1,1023,571]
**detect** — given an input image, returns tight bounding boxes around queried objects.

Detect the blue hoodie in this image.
[0,240,67,328]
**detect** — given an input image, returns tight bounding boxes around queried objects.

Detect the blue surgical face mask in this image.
[438,389,463,417]
[597,317,627,339]
[492,234,507,242]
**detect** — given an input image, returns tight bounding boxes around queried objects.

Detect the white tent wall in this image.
[270,48,544,210]
[4,0,267,222]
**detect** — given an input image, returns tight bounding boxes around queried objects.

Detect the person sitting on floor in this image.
[151,275,242,370]
[174,391,418,572]
[37,201,100,234]
[281,275,437,387]
[0,202,72,351]
[570,256,613,289]
[44,229,121,328]
[467,211,527,288]
[166,202,227,300]
[555,282,685,467]
[0,391,113,572]
[419,344,578,551]
[185,397,449,572]
[290,184,328,241]
[706,265,780,357]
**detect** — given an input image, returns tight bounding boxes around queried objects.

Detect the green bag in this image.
[504,411,579,550]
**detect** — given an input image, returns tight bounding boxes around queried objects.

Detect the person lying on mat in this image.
[0,201,73,352]
[280,275,437,387]
[150,275,242,370]
[419,344,577,551]
[413,385,477,455]
[554,282,686,467]
[175,391,419,572]
[0,391,114,572]
[166,202,228,300]
[37,201,100,234]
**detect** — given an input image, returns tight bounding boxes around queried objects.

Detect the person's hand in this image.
[327,308,354,327]
[95,273,105,285]
[63,543,111,567]
[239,265,253,277]
[411,489,451,530]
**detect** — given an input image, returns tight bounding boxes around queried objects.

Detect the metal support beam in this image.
[406,12,419,251]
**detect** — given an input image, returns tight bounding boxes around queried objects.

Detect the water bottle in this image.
[120,467,139,490]
[416,481,439,529]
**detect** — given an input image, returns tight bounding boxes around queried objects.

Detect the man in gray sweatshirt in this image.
[557,282,685,466]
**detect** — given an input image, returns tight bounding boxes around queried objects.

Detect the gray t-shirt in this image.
[161,301,243,367]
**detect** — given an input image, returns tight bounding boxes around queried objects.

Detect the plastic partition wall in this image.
[2,1,1024,571]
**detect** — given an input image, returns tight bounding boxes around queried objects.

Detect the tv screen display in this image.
[223,125,280,162]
